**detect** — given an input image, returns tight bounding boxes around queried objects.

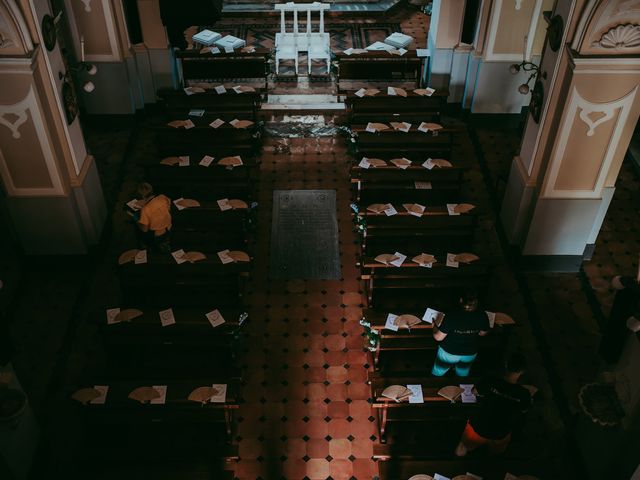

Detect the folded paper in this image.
[134,250,147,265]
[423,308,444,326]
[172,249,188,264]
[446,253,459,268]
[207,309,226,328]
[106,308,120,325]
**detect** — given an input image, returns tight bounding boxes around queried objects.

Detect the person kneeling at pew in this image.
[431,292,490,377]
[136,182,172,253]
[455,353,533,457]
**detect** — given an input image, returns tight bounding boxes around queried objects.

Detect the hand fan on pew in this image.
[180,251,207,263]
[233,85,256,93]
[374,253,400,266]
[423,158,452,169]
[408,475,434,480]
[160,156,180,166]
[381,385,412,402]
[394,314,422,329]
[71,388,101,405]
[418,122,443,133]
[365,122,390,133]
[403,203,425,216]
[228,199,248,209]
[118,249,140,265]
[363,87,379,96]
[167,120,194,129]
[228,250,250,262]
[387,86,408,97]
[183,86,205,95]
[188,386,221,405]
[218,156,243,168]
[437,385,464,402]
[229,119,254,129]
[452,475,484,480]
[413,87,436,97]
[112,309,143,323]
[174,198,201,209]
[390,157,412,168]
[412,253,437,266]
[453,253,480,264]
[128,386,161,404]
[366,203,388,214]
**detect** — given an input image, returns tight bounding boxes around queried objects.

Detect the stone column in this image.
[0,0,106,254]
[501,0,640,270]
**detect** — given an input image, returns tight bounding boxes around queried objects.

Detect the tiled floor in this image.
[235,127,377,480]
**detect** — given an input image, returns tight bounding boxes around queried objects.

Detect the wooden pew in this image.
[336,50,424,90]
[369,372,480,442]
[154,121,260,157]
[117,251,250,307]
[96,306,246,376]
[355,205,478,255]
[376,456,542,480]
[176,48,270,90]
[360,255,490,306]
[170,201,250,251]
[139,160,256,202]
[72,378,240,439]
[344,89,448,123]
[158,88,261,116]
[352,125,455,157]
[363,308,512,371]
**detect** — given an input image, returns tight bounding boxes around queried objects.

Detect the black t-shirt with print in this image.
[470,377,533,439]
[438,309,490,355]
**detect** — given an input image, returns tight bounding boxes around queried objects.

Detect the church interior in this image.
[0,0,639,479]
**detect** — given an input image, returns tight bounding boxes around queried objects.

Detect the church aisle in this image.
[235,122,378,479]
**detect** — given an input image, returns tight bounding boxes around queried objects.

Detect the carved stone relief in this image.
[0,30,14,49]
[591,23,640,49]
[515,0,523,10]
[0,97,29,139]
[81,0,92,12]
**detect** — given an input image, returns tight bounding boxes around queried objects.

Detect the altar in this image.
[274,2,331,74]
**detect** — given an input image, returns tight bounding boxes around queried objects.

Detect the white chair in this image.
[275,43,299,75]
[307,43,331,74]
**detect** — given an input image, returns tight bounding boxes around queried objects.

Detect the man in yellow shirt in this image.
[136,182,172,252]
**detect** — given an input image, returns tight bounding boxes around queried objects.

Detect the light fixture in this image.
[509,35,545,95]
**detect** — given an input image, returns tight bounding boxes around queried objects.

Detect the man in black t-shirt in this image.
[431,292,490,377]
[455,353,533,456]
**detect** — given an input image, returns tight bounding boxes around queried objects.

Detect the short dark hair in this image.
[505,352,527,374]
[137,182,153,199]
[460,291,478,310]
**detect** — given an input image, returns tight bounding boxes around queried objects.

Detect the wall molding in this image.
[485,0,544,62]
[542,85,638,199]
[64,0,121,62]
[0,85,65,196]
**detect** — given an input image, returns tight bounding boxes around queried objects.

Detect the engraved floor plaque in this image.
[270,190,341,279]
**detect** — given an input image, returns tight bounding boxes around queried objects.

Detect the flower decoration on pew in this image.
[359,318,380,350]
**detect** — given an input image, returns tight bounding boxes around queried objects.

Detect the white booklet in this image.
[210,384,227,403]
[422,158,435,170]
[106,308,121,325]
[134,250,147,265]
[206,309,226,328]
[358,157,371,169]
[486,311,496,328]
[171,249,187,264]
[159,309,176,327]
[390,252,406,267]
[407,384,424,404]
[384,204,398,216]
[178,156,190,167]
[214,85,227,94]
[188,109,205,117]
[173,198,186,211]
[200,155,214,167]
[150,385,167,404]
[446,253,459,268]
[354,88,367,97]
[414,181,432,190]
[217,249,234,264]
[423,308,444,325]
[446,203,460,216]
[384,313,399,331]
[209,118,225,129]
[90,385,109,404]
[183,119,195,129]
[217,198,232,211]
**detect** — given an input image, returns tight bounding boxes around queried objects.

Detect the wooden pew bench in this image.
[170,201,250,251]
[72,378,240,439]
[344,89,448,123]
[117,251,250,307]
[154,123,260,157]
[351,155,467,204]
[158,88,261,115]
[369,373,481,442]
[95,306,247,376]
[360,255,491,306]
[352,126,455,158]
[363,308,512,370]
[336,50,423,89]
[355,205,478,255]
[376,456,542,480]
[176,48,270,89]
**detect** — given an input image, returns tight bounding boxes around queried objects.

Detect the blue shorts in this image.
[431,346,477,377]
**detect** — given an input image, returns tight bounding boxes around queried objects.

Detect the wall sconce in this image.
[59,61,97,93]
[508,60,544,94]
